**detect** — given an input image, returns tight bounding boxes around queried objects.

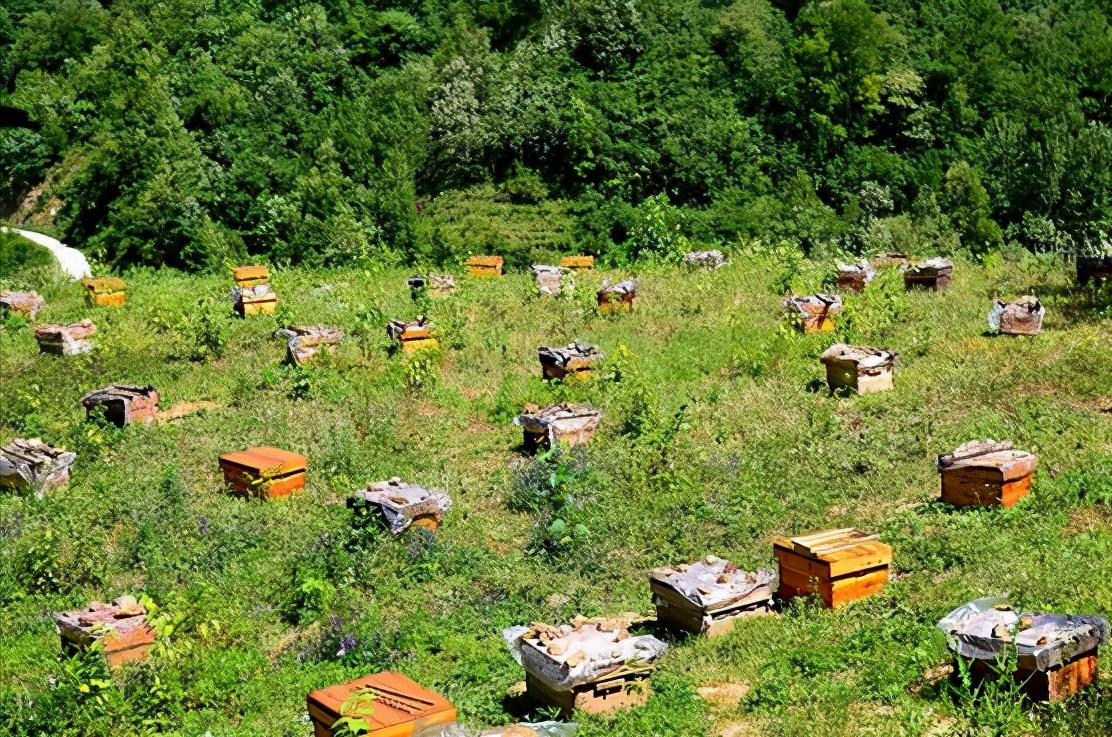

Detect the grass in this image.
[0,243,1110,737]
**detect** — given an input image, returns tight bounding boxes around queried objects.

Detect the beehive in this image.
[513,618,667,715]
[0,438,76,498]
[1077,255,1112,286]
[560,255,595,271]
[0,290,45,318]
[54,596,155,669]
[597,279,638,314]
[532,265,567,295]
[80,384,160,427]
[515,403,602,451]
[781,293,843,333]
[538,342,601,382]
[34,320,96,355]
[835,260,875,292]
[819,344,896,394]
[902,258,953,291]
[938,440,1037,508]
[232,265,277,316]
[938,597,1109,702]
[650,557,774,636]
[307,671,457,737]
[989,296,1044,335]
[348,477,452,534]
[407,274,456,298]
[219,446,306,499]
[386,318,439,354]
[683,250,727,269]
[466,255,503,278]
[81,276,127,307]
[278,325,343,365]
[773,529,891,608]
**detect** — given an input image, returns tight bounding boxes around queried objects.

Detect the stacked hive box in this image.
[781,293,843,333]
[515,403,603,451]
[538,342,601,382]
[219,446,306,499]
[0,438,76,498]
[835,260,876,291]
[819,344,896,394]
[54,596,155,669]
[34,320,96,355]
[80,384,160,427]
[903,258,953,291]
[650,556,774,636]
[348,477,452,534]
[683,250,727,269]
[232,265,277,316]
[597,279,638,314]
[307,671,457,737]
[278,325,343,365]
[938,597,1109,702]
[938,440,1037,508]
[511,617,667,715]
[532,265,567,295]
[773,529,891,608]
[81,276,127,307]
[0,290,45,318]
[1077,255,1112,285]
[387,317,439,353]
[560,255,594,271]
[466,255,503,278]
[988,296,1044,335]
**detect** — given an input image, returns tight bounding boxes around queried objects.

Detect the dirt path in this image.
[1,225,91,280]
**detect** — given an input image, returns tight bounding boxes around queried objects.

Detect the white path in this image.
[1,225,91,280]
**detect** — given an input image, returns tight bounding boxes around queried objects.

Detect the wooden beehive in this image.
[1077,256,1112,286]
[782,294,842,333]
[819,344,896,394]
[525,665,653,716]
[773,529,891,608]
[903,258,953,291]
[532,265,566,295]
[560,255,595,271]
[650,557,774,637]
[465,255,503,278]
[990,296,1044,336]
[80,384,161,427]
[515,403,602,451]
[387,318,439,354]
[233,265,277,316]
[307,671,457,737]
[219,446,306,499]
[34,320,96,356]
[597,279,637,314]
[0,438,76,497]
[938,440,1037,508]
[81,277,127,307]
[538,343,601,382]
[348,478,452,534]
[54,596,155,669]
[835,260,875,292]
[0,290,45,318]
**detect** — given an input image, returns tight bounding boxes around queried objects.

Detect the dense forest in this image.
[1,0,1110,269]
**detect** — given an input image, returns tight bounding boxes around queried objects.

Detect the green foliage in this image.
[0,229,52,273]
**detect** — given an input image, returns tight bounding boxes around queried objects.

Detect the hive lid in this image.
[510,618,666,690]
[34,320,96,339]
[819,343,896,367]
[233,265,270,281]
[81,276,127,293]
[220,447,306,474]
[537,343,602,368]
[53,596,148,641]
[81,384,159,407]
[938,440,1037,480]
[650,556,774,610]
[781,293,843,317]
[515,403,602,429]
[775,529,891,564]
[465,255,503,267]
[308,671,455,728]
[598,278,638,295]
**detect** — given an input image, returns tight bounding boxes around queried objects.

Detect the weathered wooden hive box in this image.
[81,276,127,307]
[819,343,896,394]
[81,384,161,427]
[683,250,727,269]
[1077,255,1112,285]
[782,293,843,333]
[34,319,96,355]
[903,257,953,291]
[835,260,875,291]
[597,279,638,314]
[511,617,667,715]
[307,671,457,737]
[938,440,1037,508]
[219,446,307,499]
[407,274,456,298]
[278,325,343,365]
[348,477,452,533]
[0,438,76,498]
[650,556,774,636]
[53,596,154,669]
[538,342,601,382]
[0,290,45,318]
[466,255,503,278]
[989,296,1044,335]
[560,255,594,271]
[515,403,602,451]
[532,265,567,295]
[387,317,439,353]
[232,265,277,316]
[773,529,891,608]
[938,597,1109,702]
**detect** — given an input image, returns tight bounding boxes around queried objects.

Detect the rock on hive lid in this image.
[819,344,896,367]
[220,447,306,475]
[308,671,456,730]
[651,556,775,609]
[937,440,1037,480]
[537,342,602,367]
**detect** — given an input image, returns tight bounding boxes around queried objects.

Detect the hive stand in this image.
[219,446,307,499]
[307,671,457,737]
[773,529,891,608]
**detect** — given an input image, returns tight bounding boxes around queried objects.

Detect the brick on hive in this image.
[937,597,1109,702]
[596,278,638,314]
[387,316,439,353]
[80,384,160,427]
[413,722,577,737]
[0,290,45,318]
[650,556,774,637]
[277,325,343,365]
[938,440,1037,508]
[348,477,452,534]
[515,403,602,451]
[902,257,953,291]
[505,616,667,716]
[407,274,456,298]
[53,595,155,669]
[232,265,277,316]
[683,250,727,269]
[81,276,127,307]
[219,446,307,499]
[835,259,876,291]
[531,265,568,295]
[538,342,602,382]
[988,295,1044,335]
[0,438,76,498]
[560,255,594,271]
[819,343,897,394]
[465,255,503,278]
[773,529,892,608]
[1077,254,1112,285]
[781,293,843,333]
[307,671,457,737]
[33,319,95,355]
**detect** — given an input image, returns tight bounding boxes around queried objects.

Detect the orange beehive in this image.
[465,255,503,278]
[81,277,127,307]
[773,529,891,608]
[307,672,456,737]
[938,440,1037,508]
[233,265,270,286]
[219,446,306,499]
[560,255,594,271]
